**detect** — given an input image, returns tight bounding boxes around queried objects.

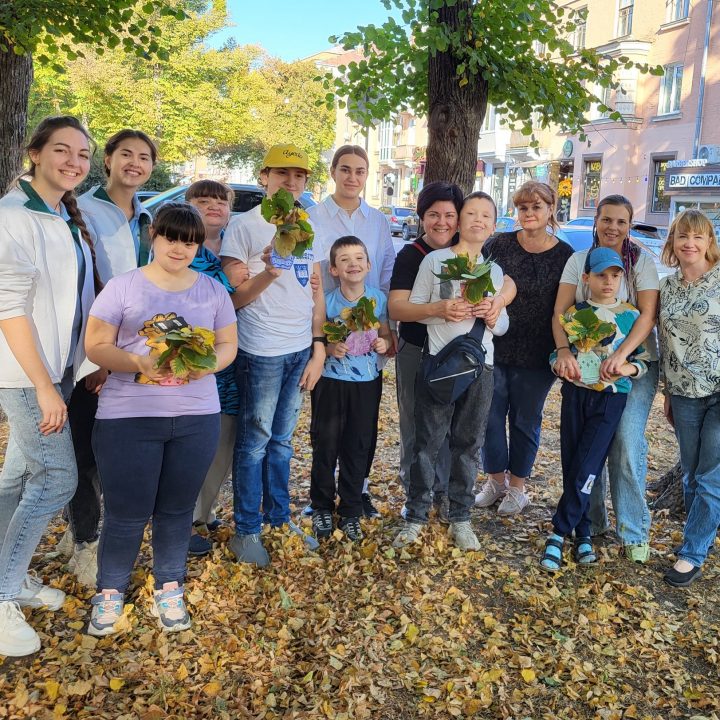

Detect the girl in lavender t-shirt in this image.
[84,203,237,636]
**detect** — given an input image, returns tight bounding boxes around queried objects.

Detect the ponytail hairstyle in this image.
[103,129,158,176]
[25,116,103,293]
[513,180,560,232]
[591,194,638,303]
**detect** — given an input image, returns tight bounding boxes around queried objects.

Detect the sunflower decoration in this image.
[261,187,314,259]
[136,313,217,385]
[558,178,573,198]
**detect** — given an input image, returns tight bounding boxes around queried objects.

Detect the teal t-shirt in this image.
[323,286,386,383]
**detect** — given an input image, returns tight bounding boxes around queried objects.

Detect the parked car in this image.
[557,226,673,279]
[566,217,668,243]
[379,206,419,241]
[564,217,594,228]
[141,183,316,216]
[494,216,518,233]
[136,190,160,203]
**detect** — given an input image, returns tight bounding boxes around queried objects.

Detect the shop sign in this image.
[668,173,720,189]
[667,159,707,169]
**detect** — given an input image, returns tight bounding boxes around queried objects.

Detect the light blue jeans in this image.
[671,392,720,568]
[589,361,659,544]
[232,347,310,536]
[0,371,76,600]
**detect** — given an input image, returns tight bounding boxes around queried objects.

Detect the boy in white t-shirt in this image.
[220,144,326,567]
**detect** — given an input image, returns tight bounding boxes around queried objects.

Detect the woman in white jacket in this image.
[0,116,97,657]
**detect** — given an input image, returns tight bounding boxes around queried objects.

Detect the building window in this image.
[651,159,672,213]
[659,64,683,115]
[616,77,637,116]
[571,8,587,50]
[378,121,393,162]
[533,40,546,56]
[666,0,690,22]
[480,105,496,133]
[582,159,602,209]
[617,0,633,37]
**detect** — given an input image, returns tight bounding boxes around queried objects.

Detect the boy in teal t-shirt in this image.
[310,236,391,542]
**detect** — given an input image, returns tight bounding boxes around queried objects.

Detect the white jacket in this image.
[78,186,152,284]
[0,182,96,387]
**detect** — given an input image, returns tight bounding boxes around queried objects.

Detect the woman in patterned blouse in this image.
[659,209,720,587]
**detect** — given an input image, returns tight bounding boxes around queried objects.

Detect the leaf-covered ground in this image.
[1,364,718,720]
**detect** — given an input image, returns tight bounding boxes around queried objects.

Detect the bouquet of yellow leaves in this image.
[137,313,217,386]
[432,252,495,304]
[261,187,314,262]
[559,307,616,353]
[323,296,381,356]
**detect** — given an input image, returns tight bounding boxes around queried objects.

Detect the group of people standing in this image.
[0,115,718,659]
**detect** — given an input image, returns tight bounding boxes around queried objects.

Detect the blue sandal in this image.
[540,535,564,572]
[574,536,597,565]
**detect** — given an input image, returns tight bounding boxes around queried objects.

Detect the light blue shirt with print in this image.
[323,286,387,383]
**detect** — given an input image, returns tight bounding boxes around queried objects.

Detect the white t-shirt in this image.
[410,247,509,361]
[309,196,396,295]
[220,205,316,357]
[560,249,660,360]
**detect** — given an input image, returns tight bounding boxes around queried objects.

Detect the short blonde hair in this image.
[512,181,559,232]
[662,209,720,268]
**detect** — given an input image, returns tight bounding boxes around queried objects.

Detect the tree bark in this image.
[648,460,684,516]
[425,1,487,195]
[0,45,33,196]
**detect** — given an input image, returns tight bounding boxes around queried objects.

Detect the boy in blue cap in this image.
[542,247,650,571]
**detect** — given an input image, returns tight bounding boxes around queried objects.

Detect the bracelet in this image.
[555,345,570,351]
[312,336,328,346]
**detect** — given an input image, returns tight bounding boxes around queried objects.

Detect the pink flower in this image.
[345,329,378,356]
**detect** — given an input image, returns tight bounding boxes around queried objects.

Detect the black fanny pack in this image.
[422,320,487,404]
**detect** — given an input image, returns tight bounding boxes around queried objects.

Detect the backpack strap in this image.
[469,318,487,341]
[412,240,429,256]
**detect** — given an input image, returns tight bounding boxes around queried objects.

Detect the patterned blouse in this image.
[659,262,720,398]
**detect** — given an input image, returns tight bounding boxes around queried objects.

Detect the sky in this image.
[212,0,398,61]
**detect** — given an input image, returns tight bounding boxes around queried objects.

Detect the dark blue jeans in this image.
[406,362,494,524]
[92,414,220,593]
[553,384,626,538]
[482,363,556,479]
[232,347,311,535]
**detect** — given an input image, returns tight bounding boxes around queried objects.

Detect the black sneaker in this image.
[312,510,333,540]
[361,493,381,519]
[188,534,212,557]
[338,516,363,542]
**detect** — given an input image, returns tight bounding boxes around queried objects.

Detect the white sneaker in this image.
[392,522,424,548]
[17,572,65,611]
[474,479,507,507]
[0,602,41,656]
[68,540,98,588]
[56,527,75,559]
[450,521,481,551]
[497,486,530,516]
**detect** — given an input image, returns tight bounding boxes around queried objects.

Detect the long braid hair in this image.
[591,194,639,303]
[25,116,103,293]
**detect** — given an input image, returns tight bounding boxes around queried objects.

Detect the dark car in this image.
[141,183,316,216]
[379,206,419,241]
[136,190,159,203]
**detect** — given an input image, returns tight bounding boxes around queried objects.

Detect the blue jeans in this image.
[671,392,720,567]
[93,414,220,593]
[589,361,658,543]
[0,370,76,601]
[232,347,310,535]
[482,363,556,479]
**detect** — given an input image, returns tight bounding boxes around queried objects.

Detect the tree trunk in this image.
[648,460,684,516]
[425,1,487,195]
[0,45,33,196]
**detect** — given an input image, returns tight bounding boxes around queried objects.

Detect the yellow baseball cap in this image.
[262,144,310,172]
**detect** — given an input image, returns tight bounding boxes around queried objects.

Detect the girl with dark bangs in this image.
[83,202,237,637]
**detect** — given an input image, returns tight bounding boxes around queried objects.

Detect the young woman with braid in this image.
[552,195,660,563]
[0,116,98,656]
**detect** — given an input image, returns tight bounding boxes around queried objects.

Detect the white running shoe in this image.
[474,479,507,507]
[0,601,41,656]
[450,521,481,551]
[497,486,530,516]
[392,522,424,548]
[17,572,65,611]
[56,527,75,559]
[68,540,99,588]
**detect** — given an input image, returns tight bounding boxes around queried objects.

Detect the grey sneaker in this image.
[497,486,530,516]
[87,592,124,637]
[151,582,191,632]
[450,521,481,551]
[338,516,363,542]
[229,533,270,567]
[392,522,424,548]
[474,479,507,507]
[68,540,98,588]
[56,527,75,559]
[287,520,320,551]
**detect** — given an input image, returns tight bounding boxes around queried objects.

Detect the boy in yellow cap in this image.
[220,144,326,567]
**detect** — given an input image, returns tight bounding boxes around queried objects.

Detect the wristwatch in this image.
[312,336,328,346]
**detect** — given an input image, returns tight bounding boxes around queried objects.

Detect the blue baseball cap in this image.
[585,247,625,274]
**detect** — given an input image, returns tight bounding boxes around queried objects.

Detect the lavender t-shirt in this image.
[90,269,237,419]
